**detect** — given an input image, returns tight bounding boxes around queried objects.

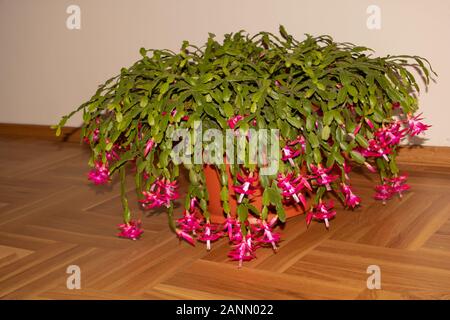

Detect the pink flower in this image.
[92,128,100,143]
[310,164,338,191]
[289,135,306,152]
[360,140,392,161]
[343,161,352,180]
[233,172,258,203]
[254,217,280,251]
[141,190,164,209]
[281,136,306,167]
[364,118,375,130]
[159,179,179,202]
[232,220,244,243]
[386,175,410,198]
[364,161,377,173]
[377,122,406,146]
[228,234,257,267]
[281,146,301,167]
[88,161,110,185]
[358,121,406,161]
[227,115,244,129]
[222,218,246,243]
[176,229,195,246]
[306,200,337,229]
[360,122,407,162]
[392,102,401,109]
[341,184,361,208]
[277,173,309,209]
[407,113,431,136]
[189,197,198,211]
[197,223,223,250]
[177,210,202,234]
[354,123,362,135]
[117,220,143,240]
[144,138,156,157]
[223,216,238,240]
[140,178,179,209]
[374,184,393,204]
[106,144,120,162]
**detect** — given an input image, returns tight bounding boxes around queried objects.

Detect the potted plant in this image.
[55,26,435,267]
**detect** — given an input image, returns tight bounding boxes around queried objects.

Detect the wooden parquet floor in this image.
[1,136,450,300]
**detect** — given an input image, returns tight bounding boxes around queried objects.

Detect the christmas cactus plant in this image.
[55,26,435,266]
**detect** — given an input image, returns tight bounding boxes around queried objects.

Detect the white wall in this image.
[1,0,449,146]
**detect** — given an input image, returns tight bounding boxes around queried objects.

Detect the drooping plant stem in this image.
[119,166,131,225]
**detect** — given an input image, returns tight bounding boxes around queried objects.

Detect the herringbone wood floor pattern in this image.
[1,136,450,299]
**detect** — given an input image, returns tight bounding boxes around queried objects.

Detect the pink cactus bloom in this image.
[176,197,201,234]
[189,197,198,212]
[347,103,356,113]
[310,164,338,191]
[407,113,431,136]
[364,118,375,130]
[360,140,392,161]
[386,175,410,198]
[106,144,120,162]
[88,161,110,185]
[377,122,407,146]
[392,102,401,109]
[228,234,257,268]
[343,161,352,180]
[176,229,195,246]
[223,218,245,243]
[254,217,280,251]
[144,138,156,157]
[223,217,238,240]
[92,128,100,143]
[290,135,307,152]
[231,220,244,243]
[374,184,394,204]
[277,173,309,209]
[197,223,223,250]
[117,220,143,240]
[306,200,337,229]
[140,178,179,209]
[364,161,377,173]
[341,184,361,208]
[177,210,202,234]
[353,123,362,136]
[233,173,258,203]
[281,146,301,167]
[157,178,179,203]
[227,115,244,129]
[281,136,306,166]
[140,190,165,209]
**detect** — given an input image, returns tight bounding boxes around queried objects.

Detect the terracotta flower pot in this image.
[204,164,310,224]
